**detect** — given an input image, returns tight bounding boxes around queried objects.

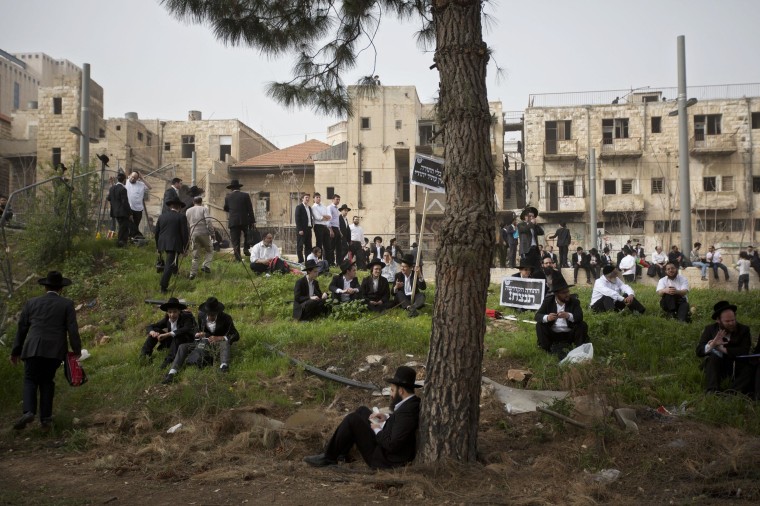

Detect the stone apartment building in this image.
[312,85,506,253]
[521,84,760,259]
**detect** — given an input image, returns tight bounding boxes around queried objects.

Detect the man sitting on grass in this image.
[535,278,589,359]
[360,258,391,312]
[304,366,421,469]
[695,300,752,394]
[590,265,646,314]
[250,232,290,275]
[329,260,361,303]
[656,262,690,322]
[140,297,196,367]
[393,254,426,317]
[293,260,330,321]
[162,297,239,384]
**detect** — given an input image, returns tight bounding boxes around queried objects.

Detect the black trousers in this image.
[574,265,592,283]
[558,245,569,268]
[660,294,690,322]
[591,295,646,314]
[395,291,425,310]
[324,406,380,466]
[251,258,289,274]
[314,225,328,252]
[702,355,753,393]
[160,250,179,291]
[297,228,313,263]
[325,227,340,265]
[295,299,329,321]
[229,225,249,259]
[22,357,61,421]
[350,241,365,269]
[130,209,143,237]
[116,216,130,246]
[536,321,589,354]
[141,333,189,364]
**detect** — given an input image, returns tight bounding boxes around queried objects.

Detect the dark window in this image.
[326,187,335,199]
[259,191,270,212]
[703,176,717,192]
[52,147,61,167]
[181,135,195,158]
[99,128,105,138]
[137,132,143,142]
[602,118,629,144]
[651,116,661,133]
[753,176,760,193]
[419,123,434,145]
[402,176,410,202]
[116,125,121,131]
[621,179,633,194]
[752,112,760,129]
[164,142,171,151]
[219,144,231,161]
[395,120,402,130]
[697,218,745,232]
[545,120,572,154]
[562,180,574,196]
[603,180,617,195]
[694,114,721,140]
[654,220,681,233]
[651,178,664,194]
[363,171,372,185]
[53,97,62,115]
[722,176,734,192]
[360,117,370,129]
[146,134,152,147]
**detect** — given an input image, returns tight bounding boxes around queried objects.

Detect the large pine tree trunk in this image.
[417,0,495,463]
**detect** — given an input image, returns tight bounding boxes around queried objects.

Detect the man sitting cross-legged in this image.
[535,278,589,359]
[656,262,691,322]
[293,259,330,321]
[140,297,196,367]
[360,258,392,312]
[162,297,240,384]
[393,254,426,318]
[250,233,290,275]
[304,366,421,469]
[590,265,646,314]
[329,260,361,303]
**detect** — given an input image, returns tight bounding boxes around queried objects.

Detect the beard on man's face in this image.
[389,391,403,410]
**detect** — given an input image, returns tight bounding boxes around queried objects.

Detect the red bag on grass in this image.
[63,352,88,387]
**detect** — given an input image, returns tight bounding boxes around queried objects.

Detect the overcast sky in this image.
[4,0,760,147]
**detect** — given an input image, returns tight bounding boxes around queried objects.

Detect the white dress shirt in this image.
[590,276,634,306]
[250,241,280,262]
[656,274,689,300]
[349,223,364,242]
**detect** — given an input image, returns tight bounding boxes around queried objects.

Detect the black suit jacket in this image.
[329,274,360,302]
[197,311,239,345]
[155,209,189,253]
[359,275,390,304]
[162,186,179,214]
[12,292,81,360]
[572,252,590,268]
[517,221,545,256]
[339,215,351,242]
[393,272,426,294]
[549,227,571,247]
[372,245,385,262]
[224,190,255,227]
[295,203,313,232]
[108,183,130,218]
[535,295,584,329]
[696,322,751,359]
[148,311,196,346]
[293,276,324,320]
[371,395,421,468]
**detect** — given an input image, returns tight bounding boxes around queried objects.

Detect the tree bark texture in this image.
[418,0,495,463]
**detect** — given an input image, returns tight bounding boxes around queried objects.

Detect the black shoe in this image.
[189,273,196,280]
[160,357,173,369]
[303,453,337,467]
[244,249,251,257]
[40,419,53,431]
[201,267,211,274]
[13,412,35,430]
[162,373,175,385]
[407,308,419,318]
[160,287,168,294]
[220,364,229,373]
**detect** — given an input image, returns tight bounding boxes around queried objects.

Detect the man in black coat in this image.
[140,297,196,366]
[162,297,240,383]
[517,206,544,271]
[572,246,592,284]
[223,179,255,261]
[155,197,189,293]
[108,172,132,247]
[11,271,81,430]
[304,366,422,469]
[337,204,352,264]
[548,222,571,268]
[360,259,391,311]
[162,177,183,214]
[293,260,329,321]
[393,254,426,317]
[695,301,753,394]
[535,278,589,359]
[294,193,314,263]
[329,260,361,303]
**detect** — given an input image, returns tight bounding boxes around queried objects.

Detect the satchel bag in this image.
[156,253,165,273]
[186,339,214,368]
[63,352,88,387]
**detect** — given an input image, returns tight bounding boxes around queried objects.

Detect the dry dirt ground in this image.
[3,335,760,505]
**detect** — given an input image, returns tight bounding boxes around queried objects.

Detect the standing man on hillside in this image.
[338,204,352,264]
[155,197,189,293]
[517,206,544,271]
[349,215,366,269]
[223,179,255,262]
[549,222,571,268]
[311,192,331,255]
[185,195,215,280]
[126,171,151,238]
[11,271,81,431]
[163,177,183,214]
[295,193,314,263]
[108,172,132,247]
[326,195,341,266]
[505,216,518,268]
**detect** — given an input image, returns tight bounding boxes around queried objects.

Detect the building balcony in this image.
[540,196,587,213]
[689,134,737,156]
[599,137,642,159]
[543,139,578,161]
[602,194,644,212]
[693,191,738,210]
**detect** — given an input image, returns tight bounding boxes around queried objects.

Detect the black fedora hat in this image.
[400,254,416,267]
[338,204,351,212]
[159,297,187,311]
[385,366,423,391]
[517,259,534,270]
[199,296,225,314]
[38,271,72,288]
[373,236,383,243]
[367,258,385,270]
[165,196,186,209]
[303,259,320,272]
[711,300,737,320]
[552,277,574,292]
[226,179,243,189]
[339,259,356,274]
[520,206,539,220]
[189,185,204,197]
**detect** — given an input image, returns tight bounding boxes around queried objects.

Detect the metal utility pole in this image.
[589,148,598,249]
[677,36,692,254]
[79,63,90,169]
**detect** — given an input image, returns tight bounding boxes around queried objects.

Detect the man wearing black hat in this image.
[329,260,361,303]
[162,297,240,383]
[548,222,571,268]
[590,265,646,314]
[162,177,183,214]
[155,196,189,293]
[11,272,81,430]
[223,179,255,261]
[393,254,426,317]
[695,301,753,394]
[360,259,391,311]
[517,206,544,271]
[293,260,330,321]
[107,172,132,247]
[338,203,352,264]
[535,278,588,358]
[140,297,196,366]
[371,236,385,263]
[295,193,314,263]
[304,365,422,468]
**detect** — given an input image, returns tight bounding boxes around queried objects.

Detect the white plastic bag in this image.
[559,343,594,365]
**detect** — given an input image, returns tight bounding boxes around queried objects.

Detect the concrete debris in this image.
[167,423,182,434]
[366,355,384,365]
[482,376,568,415]
[613,408,639,433]
[589,468,621,484]
[507,369,533,383]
